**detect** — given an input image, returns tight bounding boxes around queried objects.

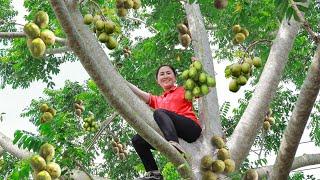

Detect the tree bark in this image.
[50,0,194,178]
[257,153,320,179]
[270,45,320,179]
[228,18,301,167]
[0,132,32,159]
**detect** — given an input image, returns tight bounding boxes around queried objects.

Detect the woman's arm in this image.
[127,82,150,103]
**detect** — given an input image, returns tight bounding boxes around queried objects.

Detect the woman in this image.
[128,65,202,180]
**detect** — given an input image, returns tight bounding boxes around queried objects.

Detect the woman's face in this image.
[157,66,176,90]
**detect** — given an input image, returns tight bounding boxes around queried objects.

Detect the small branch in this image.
[85,112,119,152]
[125,16,158,33]
[45,46,71,54]
[74,160,94,180]
[0,32,67,45]
[289,0,320,43]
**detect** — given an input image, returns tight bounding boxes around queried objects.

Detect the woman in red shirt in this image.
[128,65,202,180]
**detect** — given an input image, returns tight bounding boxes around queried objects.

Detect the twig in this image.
[125,16,158,33]
[85,112,119,152]
[289,0,320,43]
[45,46,71,54]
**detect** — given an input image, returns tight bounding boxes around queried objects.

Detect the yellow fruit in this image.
[224,159,235,173]
[217,148,230,160]
[240,28,250,37]
[39,143,55,162]
[30,38,46,58]
[34,11,49,29]
[46,162,61,178]
[214,0,228,9]
[268,117,275,125]
[98,32,109,43]
[24,22,40,39]
[177,23,189,34]
[119,152,126,160]
[30,155,46,171]
[235,33,246,43]
[206,76,216,87]
[252,57,262,67]
[201,155,214,169]
[35,170,51,180]
[117,8,128,17]
[106,37,118,50]
[39,104,49,112]
[229,79,240,92]
[184,90,193,101]
[210,135,225,148]
[40,29,55,46]
[244,169,258,180]
[202,171,217,180]
[42,112,53,123]
[241,62,251,74]
[232,25,241,33]
[124,0,134,9]
[132,0,141,9]
[116,0,125,8]
[180,34,191,47]
[263,121,271,131]
[212,160,225,173]
[83,14,93,25]
[231,63,242,77]
[104,21,115,34]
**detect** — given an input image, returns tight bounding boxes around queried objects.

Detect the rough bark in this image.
[270,45,320,179]
[257,154,320,179]
[0,32,66,45]
[228,18,301,167]
[50,0,194,178]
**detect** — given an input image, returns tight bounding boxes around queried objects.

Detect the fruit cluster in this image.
[181,60,216,101]
[263,108,275,131]
[39,103,57,124]
[83,14,118,50]
[74,100,85,117]
[111,137,128,160]
[30,143,61,179]
[225,56,262,92]
[232,24,249,44]
[123,46,132,58]
[24,11,56,58]
[177,19,191,48]
[200,135,235,179]
[83,114,99,132]
[116,0,141,17]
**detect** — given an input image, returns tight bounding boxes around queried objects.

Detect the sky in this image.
[0,0,320,178]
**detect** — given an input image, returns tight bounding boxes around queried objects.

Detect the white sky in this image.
[0,0,319,178]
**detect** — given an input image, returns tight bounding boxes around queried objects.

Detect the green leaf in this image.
[12,130,23,144]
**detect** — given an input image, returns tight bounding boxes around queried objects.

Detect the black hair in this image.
[155,65,177,80]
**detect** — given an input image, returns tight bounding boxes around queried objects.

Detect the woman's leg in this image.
[131,134,158,172]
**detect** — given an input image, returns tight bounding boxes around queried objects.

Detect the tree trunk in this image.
[270,45,320,179]
[228,18,301,167]
[0,132,32,159]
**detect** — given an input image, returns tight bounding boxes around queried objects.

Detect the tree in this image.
[0,0,319,179]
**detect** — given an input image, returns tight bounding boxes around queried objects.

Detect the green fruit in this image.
[93,15,101,24]
[210,135,225,148]
[30,155,46,171]
[84,123,89,128]
[201,155,214,169]
[24,22,40,39]
[224,159,235,173]
[199,72,207,83]
[34,11,49,29]
[83,14,93,25]
[98,32,109,43]
[39,143,55,162]
[104,21,115,34]
[202,171,217,180]
[40,29,55,46]
[232,24,241,33]
[212,160,225,173]
[244,58,253,66]
[35,170,51,180]
[206,76,216,87]
[241,62,251,74]
[177,23,189,34]
[229,79,240,92]
[124,0,134,9]
[253,57,262,67]
[95,20,105,31]
[231,63,242,77]
[184,90,193,101]
[46,162,61,178]
[237,75,247,86]
[192,86,201,97]
[132,0,141,9]
[217,148,230,160]
[106,37,118,50]
[39,104,49,112]
[30,38,46,58]
[235,33,246,43]
[181,70,189,80]
[193,60,203,71]
[200,84,209,95]
[188,67,197,79]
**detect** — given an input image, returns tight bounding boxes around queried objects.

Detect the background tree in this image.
[0,0,319,179]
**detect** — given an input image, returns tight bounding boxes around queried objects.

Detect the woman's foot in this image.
[135,170,163,180]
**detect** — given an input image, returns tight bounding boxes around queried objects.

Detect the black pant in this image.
[131,109,202,172]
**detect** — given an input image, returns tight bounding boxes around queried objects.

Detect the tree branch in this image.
[228,17,302,168]
[0,32,67,45]
[257,153,320,179]
[51,0,194,178]
[0,132,32,159]
[269,44,320,179]
[125,16,158,33]
[45,46,71,54]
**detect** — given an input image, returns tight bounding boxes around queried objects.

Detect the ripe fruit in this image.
[263,121,271,131]
[210,135,225,148]
[46,162,61,178]
[40,29,55,46]
[240,28,250,37]
[35,170,51,180]
[244,169,258,180]
[42,112,53,122]
[232,25,241,33]
[212,160,225,173]
[177,23,189,34]
[39,104,49,112]
[224,159,235,173]
[217,148,230,160]
[34,11,49,29]
[30,155,46,171]
[201,155,214,169]
[202,171,217,180]
[132,0,141,9]
[235,33,246,43]
[39,143,55,162]
[180,34,191,48]
[214,0,228,9]
[83,14,93,25]
[268,117,275,125]
[117,8,128,17]
[24,23,40,39]
[124,0,134,9]
[30,38,46,58]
